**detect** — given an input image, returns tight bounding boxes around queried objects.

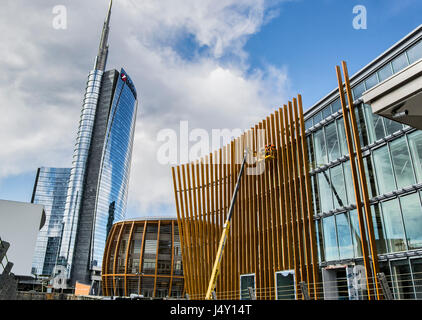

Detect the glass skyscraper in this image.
[89,68,138,270]
[31,1,138,290]
[31,167,71,276]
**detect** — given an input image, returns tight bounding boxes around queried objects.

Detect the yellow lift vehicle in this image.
[205,144,276,300]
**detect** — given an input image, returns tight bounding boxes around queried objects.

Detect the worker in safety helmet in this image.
[265,144,275,157]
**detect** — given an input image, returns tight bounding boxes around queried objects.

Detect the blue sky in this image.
[0,172,36,203]
[1,0,422,218]
[243,0,422,108]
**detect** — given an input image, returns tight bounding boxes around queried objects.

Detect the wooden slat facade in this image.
[171,95,320,300]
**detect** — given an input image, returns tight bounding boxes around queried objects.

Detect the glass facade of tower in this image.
[31,167,71,276]
[29,2,139,289]
[91,68,138,268]
[57,68,138,286]
[304,35,422,299]
[59,69,105,277]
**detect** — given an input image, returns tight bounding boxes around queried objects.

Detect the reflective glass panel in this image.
[173,227,183,276]
[336,213,354,259]
[337,118,348,156]
[322,105,332,119]
[143,224,158,274]
[391,53,409,73]
[315,220,324,263]
[313,112,322,125]
[364,156,377,198]
[305,119,313,131]
[307,135,316,171]
[407,40,422,64]
[349,210,362,257]
[354,105,369,146]
[352,82,366,100]
[318,171,333,213]
[373,145,396,195]
[157,223,172,275]
[384,118,403,136]
[322,215,339,261]
[381,199,407,253]
[128,225,143,274]
[371,204,387,254]
[365,73,379,90]
[407,131,422,183]
[314,129,328,166]
[390,137,415,189]
[331,98,341,113]
[312,175,321,215]
[330,165,347,208]
[400,193,422,250]
[343,162,354,205]
[325,122,340,162]
[31,167,71,276]
[378,63,393,82]
[344,158,362,204]
[364,105,385,142]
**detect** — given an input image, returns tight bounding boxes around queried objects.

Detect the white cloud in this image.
[0,0,291,218]
[120,0,271,58]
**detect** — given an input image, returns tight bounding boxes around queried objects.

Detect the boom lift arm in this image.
[205,149,248,300]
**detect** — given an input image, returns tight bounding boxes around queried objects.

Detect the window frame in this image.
[274,270,296,300]
[239,273,256,300]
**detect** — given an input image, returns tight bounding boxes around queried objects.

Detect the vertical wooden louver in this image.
[171,95,320,300]
[336,61,381,300]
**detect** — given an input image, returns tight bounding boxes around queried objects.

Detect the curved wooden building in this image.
[101,217,184,298]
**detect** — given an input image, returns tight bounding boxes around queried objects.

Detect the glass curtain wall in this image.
[336,213,354,260]
[390,137,416,189]
[303,38,422,299]
[408,131,422,183]
[400,193,422,250]
[31,167,71,276]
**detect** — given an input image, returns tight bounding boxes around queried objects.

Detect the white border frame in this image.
[239,273,256,300]
[274,269,296,300]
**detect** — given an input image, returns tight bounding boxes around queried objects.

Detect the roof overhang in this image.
[362,58,422,130]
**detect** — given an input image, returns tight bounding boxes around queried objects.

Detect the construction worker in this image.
[265,144,276,157]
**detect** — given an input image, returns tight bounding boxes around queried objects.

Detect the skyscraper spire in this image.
[94,0,112,71]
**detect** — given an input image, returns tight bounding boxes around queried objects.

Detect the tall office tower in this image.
[57,0,138,290]
[31,167,71,277]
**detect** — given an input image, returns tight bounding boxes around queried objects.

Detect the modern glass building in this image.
[29,1,140,290]
[30,167,71,276]
[172,25,422,300]
[90,68,138,270]
[102,217,184,298]
[303,25,422,300]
